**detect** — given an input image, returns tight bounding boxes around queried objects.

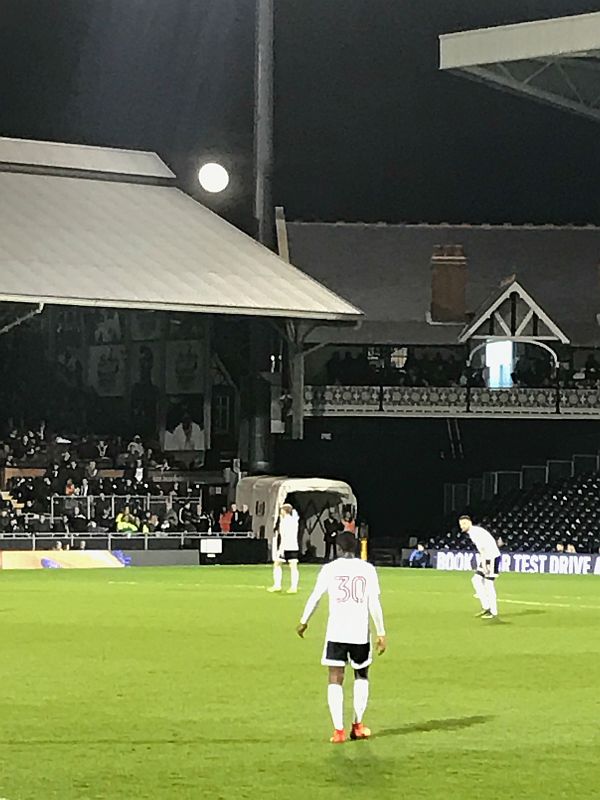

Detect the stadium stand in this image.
[434,456,600,553]
[0,425,246,537]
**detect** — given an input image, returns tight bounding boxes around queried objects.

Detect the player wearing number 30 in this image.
[296,532,386,744]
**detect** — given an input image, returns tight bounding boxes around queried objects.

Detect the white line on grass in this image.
[502,598,600,611]
[107,581,266,590]
[108,581,139,585]
[423,589,600,611]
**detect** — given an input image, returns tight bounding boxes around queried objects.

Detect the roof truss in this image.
[459,280,569,344]
[456,57,600,122]
[440,13,600,122]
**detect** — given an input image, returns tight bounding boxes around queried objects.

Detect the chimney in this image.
[430,244,468,323]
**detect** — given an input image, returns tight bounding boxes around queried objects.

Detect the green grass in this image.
[0,565,598,800]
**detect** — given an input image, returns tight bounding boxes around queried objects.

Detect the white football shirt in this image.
[468,525,500,560]
[278,511,299,551]
[300,557,385,644]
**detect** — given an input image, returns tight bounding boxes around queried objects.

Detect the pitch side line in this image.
[501,598,600,611]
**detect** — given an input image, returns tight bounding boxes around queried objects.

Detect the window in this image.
[367,347,383,368]
[213,393,231,434]
[367,346,408,370]
[390,347,408,370]
[486,340,514,388]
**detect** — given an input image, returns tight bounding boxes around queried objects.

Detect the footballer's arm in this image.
[296,569,328,637]
[367,590,387,655]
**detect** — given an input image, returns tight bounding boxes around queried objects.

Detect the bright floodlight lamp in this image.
[198,162,230,193]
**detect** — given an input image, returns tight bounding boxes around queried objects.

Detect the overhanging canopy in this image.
[0,138,362,322]
[440,13,600,122]
[236,474,356,547]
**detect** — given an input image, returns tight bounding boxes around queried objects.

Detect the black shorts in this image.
[477,555,501,580]
[278,550,299,562]
[322,641,372,669]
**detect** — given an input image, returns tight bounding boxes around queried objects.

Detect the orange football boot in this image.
[350,722,371,740]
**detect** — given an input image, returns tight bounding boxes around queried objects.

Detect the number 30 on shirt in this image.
[335,575,367,603]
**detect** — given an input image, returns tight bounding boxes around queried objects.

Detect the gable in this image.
[459,280,569,344]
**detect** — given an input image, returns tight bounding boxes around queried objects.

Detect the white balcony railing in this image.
[304,385,600,419]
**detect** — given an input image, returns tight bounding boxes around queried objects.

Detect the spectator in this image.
[566,543,577,553]
[323,512,342,561]
[196,510,212,533]
[160,508,179,532]
[229,503,243,532]
[67,459,82,485]
[125,458,147,485]
[0,509,12,534]
[53,515,68,534]
[584,354,600,384]
[219,505,233,534]
[238,504,252,532]
[94,493,111,522]
[116,506,139,534]
[46,464,62,494]
[70,506,89,534]
[555,543,565,553]
[96,509,113,532]
[12,509,25,533]
[85,460,100,482]
[178,502,197,532]
[342,512,356,535]
[409,544,430,568]
[34,514,52,533]
[65,479,77,497]
[141,512,160,534]
[127,435,145,459]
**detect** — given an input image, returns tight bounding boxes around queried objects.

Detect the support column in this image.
[254,0,274,249]
[289,342,305,441]
[248,319,272,471]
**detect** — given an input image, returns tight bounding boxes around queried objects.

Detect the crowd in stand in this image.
[324,350,479,388]
[321,347,600,390]
[0,423,249,536]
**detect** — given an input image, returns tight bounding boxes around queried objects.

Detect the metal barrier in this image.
[50,495,203,523]
[0,531,254,551]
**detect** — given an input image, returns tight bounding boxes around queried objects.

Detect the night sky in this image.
[2,0,600,230]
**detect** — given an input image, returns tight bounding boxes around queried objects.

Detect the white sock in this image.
[353,678,369,724]
[327,684,344,731]
[485,579,498,616]
[471,574,488,609]
[290,562,299,591]
[272,564,282,590]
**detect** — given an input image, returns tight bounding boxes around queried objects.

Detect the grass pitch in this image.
[0,565,598,800]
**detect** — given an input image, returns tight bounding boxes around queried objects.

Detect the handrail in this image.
[0,531,255,551]
[49,494,204,523]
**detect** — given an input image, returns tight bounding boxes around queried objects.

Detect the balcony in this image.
[304,385,600,419]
